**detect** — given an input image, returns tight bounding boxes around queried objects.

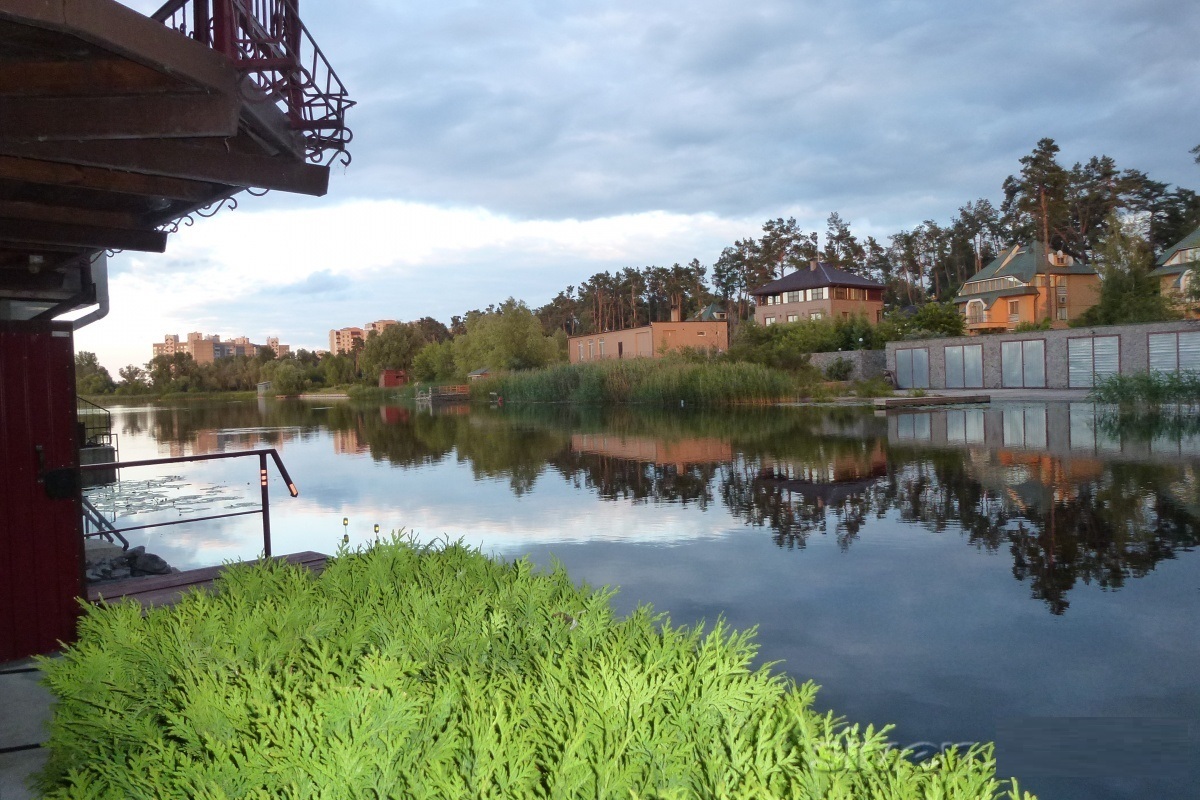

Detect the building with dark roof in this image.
[749,261,885,326]
[953,242,1099,333]
[1151,226,1200,318]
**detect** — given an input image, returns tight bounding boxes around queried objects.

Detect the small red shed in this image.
[379,369,409,388]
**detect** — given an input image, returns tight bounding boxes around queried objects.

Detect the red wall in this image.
[0,322,84,661]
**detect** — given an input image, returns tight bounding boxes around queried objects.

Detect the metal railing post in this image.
[259,451,272,558]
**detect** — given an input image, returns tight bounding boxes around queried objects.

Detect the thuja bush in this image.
[38,540,1034,799]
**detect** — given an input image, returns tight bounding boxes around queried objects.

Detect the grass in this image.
[1089,371,1200,409]
[474,359,801,406]
[36,540,1033,799]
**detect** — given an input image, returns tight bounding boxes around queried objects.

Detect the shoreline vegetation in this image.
[38,540,1034,799]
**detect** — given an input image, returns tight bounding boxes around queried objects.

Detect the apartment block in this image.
[152,331,287,363]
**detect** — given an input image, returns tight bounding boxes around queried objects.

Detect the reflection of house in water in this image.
[332,429,367,456]
[887,403,1200,464]
[168,429,294,457]
[570,434,733,468]
[754,444,888,507]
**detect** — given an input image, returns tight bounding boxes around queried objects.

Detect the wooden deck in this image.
[87,551,329,609]
[874,394,991,409]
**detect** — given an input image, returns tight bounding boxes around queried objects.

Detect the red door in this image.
[0,321,84,661]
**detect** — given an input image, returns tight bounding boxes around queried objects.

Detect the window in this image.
[895,348,930,389]
[598,339,605,357]
[834,287,848,300]
[765,316,776,326]
[617,341,624,358]
[1007,300,1019,323]
[587,341,594,360]
[810,312,823,321]
[1001,339,1046,388]
[811,287,826,301]
[966,299,987,325]
[696,331,706,336]
[1149,331,1200,374]
[577,343,584,361]
[944,344,983,388]
[786,291,801,304]
[1067,336,1119,388]
[787,314,798,323]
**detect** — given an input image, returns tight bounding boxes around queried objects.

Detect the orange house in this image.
[568,320,728,363]
[1150,225,1199,318]
[954,242,1099,333]
[750,261,885,325]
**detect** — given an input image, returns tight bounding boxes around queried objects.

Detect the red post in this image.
[259,452,272,558]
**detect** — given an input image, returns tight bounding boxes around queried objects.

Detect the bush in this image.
[37,541,1032,799]
[824,357,854,381]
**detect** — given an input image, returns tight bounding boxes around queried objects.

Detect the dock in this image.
[415,384,471,405]
[873,394,990,409]
[87,551,328,609]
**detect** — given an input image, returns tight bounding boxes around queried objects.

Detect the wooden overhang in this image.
[0,0,337,322]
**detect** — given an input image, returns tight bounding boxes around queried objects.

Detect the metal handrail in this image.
[151,0,354,166]
[79,448,298,558]
[77,396,116,449]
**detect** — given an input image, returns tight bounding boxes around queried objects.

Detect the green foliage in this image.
[75,351,116,395]
[358,323,428,383]
[728,317,880,372]
[1012,320,1051,333]
[412,339,460,382]
[38,541,1031,800]
[454,298,561,374]
[823,358,854,382]
[875,303,965,341]
[852,377,895,398]
[1072,214,1180,327]
[1089,371,1200,408]
[476,359,799,406]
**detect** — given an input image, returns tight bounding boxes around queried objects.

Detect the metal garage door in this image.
[945,344,983,389]
[1067,336,1119,388]
[895,347,929,389]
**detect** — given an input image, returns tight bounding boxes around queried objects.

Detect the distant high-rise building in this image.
[328,327,364,355]
[152,332,288,363]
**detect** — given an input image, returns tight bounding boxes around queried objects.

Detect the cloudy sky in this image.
[78,0,1200,371]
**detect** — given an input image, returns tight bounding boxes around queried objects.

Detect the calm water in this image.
[89,399,1200,799]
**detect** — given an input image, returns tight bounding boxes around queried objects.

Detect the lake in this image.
[86,398,1200,799]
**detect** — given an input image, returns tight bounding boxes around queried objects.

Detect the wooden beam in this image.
[0,217,167,252]
[0,154,221,202]
[4,140,330,196]
[0,0,238,97]
[0,92,240,140]
[0,200,143,230]
[0,58,181,95]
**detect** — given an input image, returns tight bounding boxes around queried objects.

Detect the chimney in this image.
[809,260,818,271]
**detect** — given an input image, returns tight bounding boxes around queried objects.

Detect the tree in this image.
[1073,214,1179,326]
[412,340,458,382]
[453,299,559,374]
[75,351,115,394]
[358,323,426,383]
[822,212,866,275]
[116,364,149,394]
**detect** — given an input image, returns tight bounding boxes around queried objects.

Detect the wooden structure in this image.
[89,551,327,609]
[415,384,470,405]
[0,0,351,661]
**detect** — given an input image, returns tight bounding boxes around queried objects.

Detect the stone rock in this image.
[131,552,171,576]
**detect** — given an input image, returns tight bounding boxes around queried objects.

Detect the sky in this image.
[77,0,1200,372]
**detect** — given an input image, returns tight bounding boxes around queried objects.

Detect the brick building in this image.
[152,331,286,363]
[750,262,885,325]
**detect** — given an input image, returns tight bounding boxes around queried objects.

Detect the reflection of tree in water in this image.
[549,451,717,508]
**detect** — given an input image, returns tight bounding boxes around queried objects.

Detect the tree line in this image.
[74,138,1200,395]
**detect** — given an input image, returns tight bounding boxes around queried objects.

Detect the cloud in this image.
[276,270,352,296]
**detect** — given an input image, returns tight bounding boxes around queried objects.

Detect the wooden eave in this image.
[0,0,331,316]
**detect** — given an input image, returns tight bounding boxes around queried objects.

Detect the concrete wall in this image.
[885,319,1200,390]
[808,350,886,381]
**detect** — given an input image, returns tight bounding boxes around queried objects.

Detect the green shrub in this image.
[37,541,1032,799]
[1089,371,1200,408]
[823,357,855,382]
[853,377,895,398]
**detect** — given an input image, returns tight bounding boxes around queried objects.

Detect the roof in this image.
[0,0,352,323]
[689,302,728,321]
[750,262,883,296]
[1156,225,1200,268]
[467,367,491,377]
[953,286,1038,309]
[960,242,1096,291]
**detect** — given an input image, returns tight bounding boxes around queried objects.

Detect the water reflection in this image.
[110,400,1200,616]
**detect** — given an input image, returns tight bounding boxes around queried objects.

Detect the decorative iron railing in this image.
[152,0,354,166]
